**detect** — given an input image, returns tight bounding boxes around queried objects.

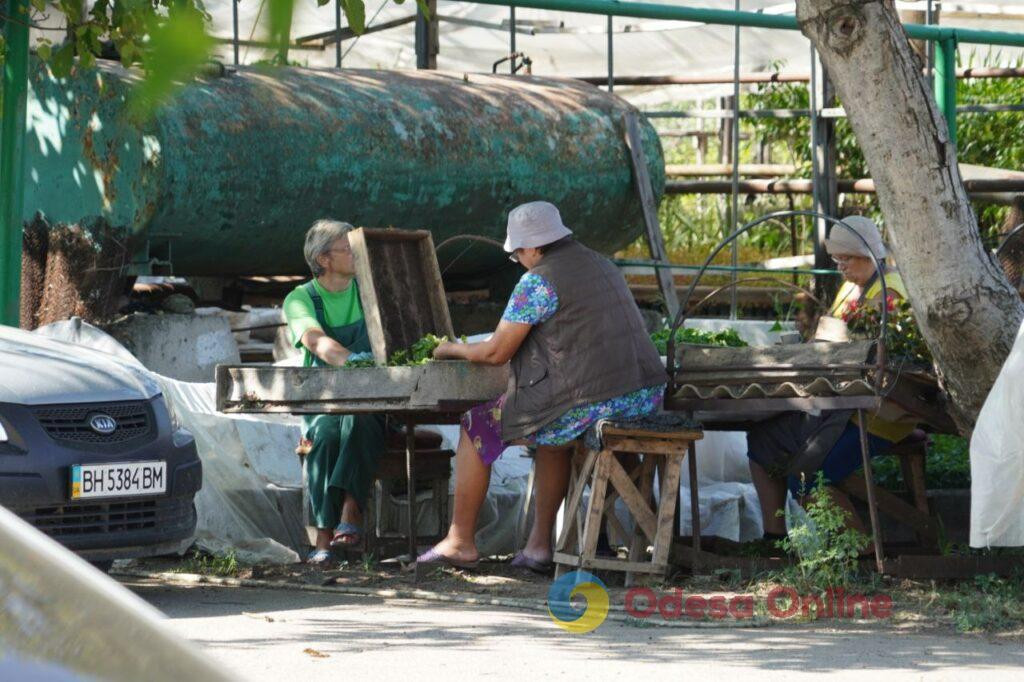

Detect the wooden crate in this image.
[348,228,454,364]
[216,362,508,414]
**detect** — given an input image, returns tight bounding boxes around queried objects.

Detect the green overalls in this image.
[301,281,387,529]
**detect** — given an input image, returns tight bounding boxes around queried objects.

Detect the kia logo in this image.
[88,414,117,435]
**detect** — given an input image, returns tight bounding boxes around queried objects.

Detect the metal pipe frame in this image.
[465,0,1024,47]
[576,67,1024,87]
[613,258,839,277]
[0,0,30,327]
[665,178,1024,195]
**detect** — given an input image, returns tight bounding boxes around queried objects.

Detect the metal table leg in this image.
[857,409,885,573]
[688,440,701,574]
[405,418,418,565]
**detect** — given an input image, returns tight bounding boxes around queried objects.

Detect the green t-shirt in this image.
[283,278,365,366]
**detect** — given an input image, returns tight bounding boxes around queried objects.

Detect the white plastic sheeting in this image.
[199,0,1024,108]
[25,318,797,561]
[970,318,1024,548]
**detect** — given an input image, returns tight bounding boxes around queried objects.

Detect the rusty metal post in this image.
[415,0,439,69]
[857,409,886,573]
[232,0,240,65]
[335,0,342,68]
[688,441,701,575]
[510,5,516,73]
[606,15,613,92]
[405,419,419,563]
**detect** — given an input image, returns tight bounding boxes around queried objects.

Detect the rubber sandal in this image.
[509,551,553,575]
[415,546,479,570]
[330,521,363,548]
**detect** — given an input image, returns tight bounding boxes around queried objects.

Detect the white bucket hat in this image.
[503,201,573,252]
[825,216,887,260]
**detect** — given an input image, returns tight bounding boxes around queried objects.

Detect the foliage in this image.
[937,572,1024,633]
[842,294,933,366]
[388,333,451,366]
[174,549,240,577]
[777,471,869,589]
[873,434,970,491]
[744,51,1024,242]
[649,326,747,355]
[341,333,462,368]
[3,0,427,118]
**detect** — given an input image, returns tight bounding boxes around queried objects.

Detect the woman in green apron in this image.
[283,220,387,564]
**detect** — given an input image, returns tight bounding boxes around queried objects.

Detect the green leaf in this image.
[120,41,135,67]
[78,49,96,70]
[29,0,46,12]
[266,0,296,54]
[130,9,214,119]
[342,0,366,35]
[316,0,331,5]
[51,42,76,78]
[36,43,51,62]
[415,0,429,17]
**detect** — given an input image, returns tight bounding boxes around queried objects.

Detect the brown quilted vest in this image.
[500,238,667,441]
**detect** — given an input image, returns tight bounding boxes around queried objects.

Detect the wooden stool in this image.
[837,429,938,549]
[554,418,703,585]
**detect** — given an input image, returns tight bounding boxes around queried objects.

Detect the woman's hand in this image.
[433,340,461,360]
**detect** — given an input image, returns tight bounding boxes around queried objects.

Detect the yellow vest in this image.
[829,272,916,444]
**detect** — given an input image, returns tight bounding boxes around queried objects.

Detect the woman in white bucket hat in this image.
[416,201,667,571]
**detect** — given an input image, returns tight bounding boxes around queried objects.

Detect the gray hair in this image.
[304,219,354,276]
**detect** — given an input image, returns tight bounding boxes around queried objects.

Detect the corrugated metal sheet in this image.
[669,340,878,400]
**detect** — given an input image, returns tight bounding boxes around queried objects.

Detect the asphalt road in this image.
[124,578,1024,681]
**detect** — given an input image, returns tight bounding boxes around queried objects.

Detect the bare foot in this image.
[519,545,553,564]
[419,535,479,564]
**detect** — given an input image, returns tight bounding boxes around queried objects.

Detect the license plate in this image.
[70,461,167,500]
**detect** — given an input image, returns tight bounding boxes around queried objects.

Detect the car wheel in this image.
[89,560,114,574]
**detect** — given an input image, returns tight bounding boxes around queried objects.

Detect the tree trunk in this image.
[795,0,1024,432]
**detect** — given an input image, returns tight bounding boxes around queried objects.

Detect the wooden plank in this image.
[606,438,691,456]
[418,233,455,339]
[347,227,387,364]
[669,396,883,417]
[553,553,665,574]
[555,448,599,552]
[579,454,612,562]
[651,454,684,566]
[215,362,508,413]
[602,426,704,441]
[624,111,679,320]
[349,227,455,364]
[607,455,658,543]
[839,473,941,540]
[881,554,1024,580]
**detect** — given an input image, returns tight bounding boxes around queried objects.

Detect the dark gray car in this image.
[0,326,201,563]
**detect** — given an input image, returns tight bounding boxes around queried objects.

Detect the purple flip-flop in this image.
[416,546,480,570]
[509,551,553,575]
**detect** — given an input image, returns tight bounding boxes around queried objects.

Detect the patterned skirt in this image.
[462,384,665,465]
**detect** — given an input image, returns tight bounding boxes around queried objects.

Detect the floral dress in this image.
[463,272,665,464]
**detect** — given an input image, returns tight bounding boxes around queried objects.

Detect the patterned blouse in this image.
[462,273,664,463]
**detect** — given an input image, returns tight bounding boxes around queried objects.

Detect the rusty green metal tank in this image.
[24,60,663,282]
